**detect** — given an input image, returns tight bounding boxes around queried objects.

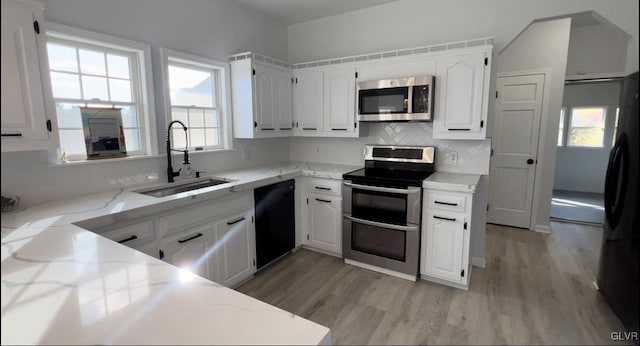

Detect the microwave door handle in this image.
[344,215,419,232]
[343,182,421,195]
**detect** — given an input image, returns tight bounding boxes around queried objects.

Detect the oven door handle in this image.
[343,182,420,195]
[343,215,419,232]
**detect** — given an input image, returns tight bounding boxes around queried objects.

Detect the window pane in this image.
[190,129,206,148]
[55,103,83,128]
[107,54,130,79]
[50,72,82,99]
[188,109,205,127]
[171,107,188,124]
[123,128,140,151]
[109,79,132,102]
[168,65,214,107]
[558,109,564,146]
[569,107,605,147]
[47,43,78,72]
[204,109,219,127]
[172,128,187,149]
[205,128,220,146]
[82,76,109,101]
[59,129,87,157]
[119,106,138,127]
[79,49,106,76]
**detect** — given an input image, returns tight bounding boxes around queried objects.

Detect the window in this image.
[558,108,566,146]
[567,107,606,147]
[45,23,156,161]
[161,49,231,151]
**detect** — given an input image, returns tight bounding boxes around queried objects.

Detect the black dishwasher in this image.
[254,179,295,269]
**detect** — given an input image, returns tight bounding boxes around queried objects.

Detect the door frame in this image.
[490,68,552,232]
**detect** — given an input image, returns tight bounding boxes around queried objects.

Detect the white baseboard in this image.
[534,224,551,233]
[302,245,342,258]
[471,256,486,268]
[344,259,417,282]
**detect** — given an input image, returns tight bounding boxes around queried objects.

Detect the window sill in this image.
[46,148,237,167]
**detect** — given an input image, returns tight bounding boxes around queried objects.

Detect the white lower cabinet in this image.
[89,192,256,287]
[300,177,342,255]
[161,224,212,279]
[421,189,472,289]
[213,209,256,287]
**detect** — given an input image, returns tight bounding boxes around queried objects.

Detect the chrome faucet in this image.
[166,120,189,183]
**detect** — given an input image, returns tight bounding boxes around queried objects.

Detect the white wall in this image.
[0,0,290,207]
[553,81,621,193]
[566,24,628,76]
[495,18,572,232]
[287,0,638,72]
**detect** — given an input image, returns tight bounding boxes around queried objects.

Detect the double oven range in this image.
[342,145,435,280]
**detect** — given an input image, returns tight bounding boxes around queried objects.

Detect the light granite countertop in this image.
[1,161,359,345]
[423,171,482,193]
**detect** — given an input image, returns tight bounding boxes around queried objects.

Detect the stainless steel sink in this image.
[136,178,231,197]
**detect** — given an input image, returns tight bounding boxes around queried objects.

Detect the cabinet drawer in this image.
[427,191,466,213]
[307,178,341,196]
[100,220,155,248]
[157,192,253,238]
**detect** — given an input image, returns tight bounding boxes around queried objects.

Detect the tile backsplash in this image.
[290,122,491,175]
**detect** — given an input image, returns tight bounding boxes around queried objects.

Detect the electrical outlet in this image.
[444,151,458,164]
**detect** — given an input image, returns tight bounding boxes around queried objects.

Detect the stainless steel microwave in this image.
[357,75,435,122]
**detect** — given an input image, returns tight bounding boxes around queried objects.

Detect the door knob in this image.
[527,159,534,165]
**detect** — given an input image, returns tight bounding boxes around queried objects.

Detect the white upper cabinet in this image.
[1,0,53,152]
[324,65,356,133]
[293,69,323,133]
[433,49,491,140]
[230,56,292,138]
[356,57,437,81]
[293,64,363,138]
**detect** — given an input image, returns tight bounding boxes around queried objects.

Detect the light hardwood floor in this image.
[237,222,629,345]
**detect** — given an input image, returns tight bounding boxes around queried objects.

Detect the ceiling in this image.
[235,0,397,25]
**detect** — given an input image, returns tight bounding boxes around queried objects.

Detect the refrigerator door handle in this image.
[604,133,629,232]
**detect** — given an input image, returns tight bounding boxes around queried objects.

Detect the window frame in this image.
[566,106,607,148]
[44,22,158,161]
[160,48,233,152]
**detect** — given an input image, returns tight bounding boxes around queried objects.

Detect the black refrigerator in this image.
[597,71,639,335]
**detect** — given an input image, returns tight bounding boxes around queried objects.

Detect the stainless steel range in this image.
[342,145,435,281]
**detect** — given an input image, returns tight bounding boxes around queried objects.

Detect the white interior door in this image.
[488,73,545,229]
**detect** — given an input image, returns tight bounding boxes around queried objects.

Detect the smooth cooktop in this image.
[343,168,434,187]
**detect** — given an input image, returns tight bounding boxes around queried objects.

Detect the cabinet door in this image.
[294,69,323,132]
[422,210,465,282]
[1,0,49,143]
[324,66,355,132]
[254,65,275,131]
[134,241,159,259]
[433,52,487,139]
[274,68,293,131]
[306,193,341,254]
[161,224,212,280]
[214,210,256,287]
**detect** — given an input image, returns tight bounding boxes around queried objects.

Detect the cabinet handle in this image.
[117,235,138,244]
[315,186,331,191]
[302,127,317,131]
[1,133,23,137]
[178,233,203,244]
[279,127,292,131]
[315,198,331,203]
[226,217,246,225]
[261,128,275,131]
[434,201,458,206]
[331,128,347,131]
[433,215,456,222]
[447,128,470,131]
